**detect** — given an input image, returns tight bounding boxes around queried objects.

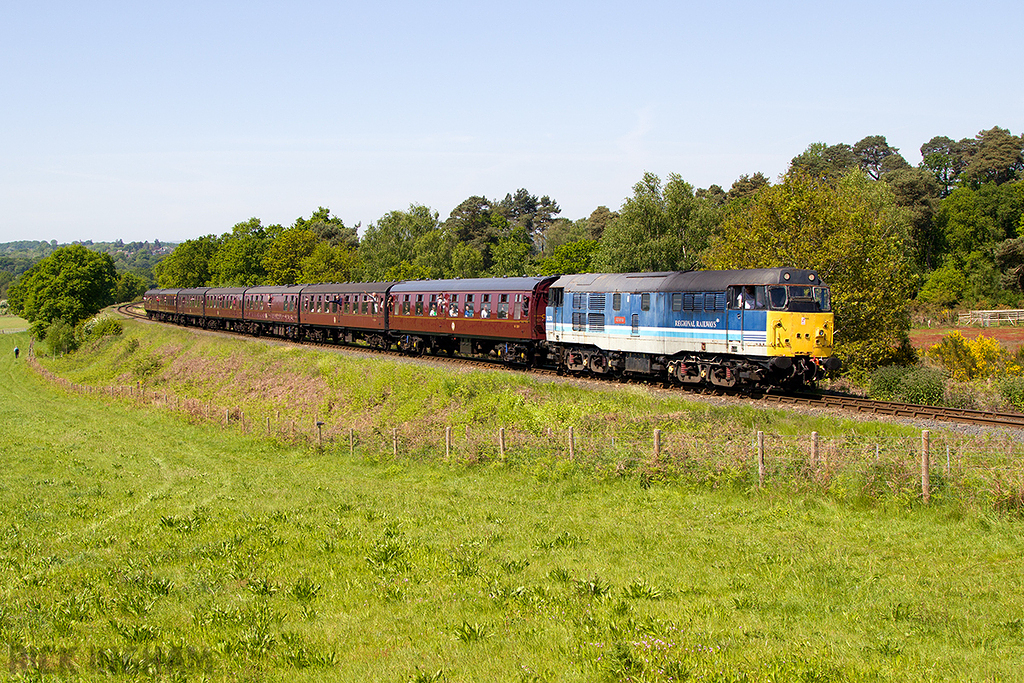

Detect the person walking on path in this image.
[14,346,19,359]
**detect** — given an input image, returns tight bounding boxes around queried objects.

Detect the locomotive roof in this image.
[550,268,825,293]
[389,276,554,294]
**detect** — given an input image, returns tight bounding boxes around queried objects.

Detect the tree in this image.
[153,235,220,288]
[208,218,271,286]
[995,237,1024,291]
[584,206,617,241]
[853,135,907,180]
[884,167,942,270]
[294,207,359,249]
[443,196,508,269]
[489,226,533,277]
[788,143,857,181]
[449,242,485,279]
[726,173,769,202]
[299,243,361,283]
[114,271,149,303]
[495,189,560,243]
[962,127,1024,186]
[263,228,319,285]
[7,245,117,325]
[358,205,440,281]
[921,135,972,197]
[536,240,599,276]
[703,171,914,370]
[592,172,721,273]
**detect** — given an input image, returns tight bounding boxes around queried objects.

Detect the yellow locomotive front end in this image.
[767,310,835,357]
[763,280,841,384]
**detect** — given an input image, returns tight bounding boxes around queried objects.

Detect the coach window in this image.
[416,294,424,316]
[671,293,682,312]
[363,296,370,314]
[449,294,460,317]
[429,294,438,316]
[481,294,491,318]
[464,294,475,318]
[513,294,521,319]
[641,293,651,311]
[330,297,337,313]
[613,293,622,311]
[498,294,510,319]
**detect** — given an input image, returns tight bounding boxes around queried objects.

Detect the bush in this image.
[869,365,946,406]
[900,368,946,406]
[84,316,123,340]
[869,365,906,401]
[926,331,1022,381]
[998,376,1024,412]
[46,318,79,356]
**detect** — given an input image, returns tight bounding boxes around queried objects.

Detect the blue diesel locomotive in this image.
[546,268,840,387]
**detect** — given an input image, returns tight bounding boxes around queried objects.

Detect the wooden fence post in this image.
[653,429,661,460]
[350,428,355,457]
[445,426,452,458]
[392,428,398,457]
[569,427,575,460]
[921,429,931,504]
[811,431,819,467]
[499,427,506,460]
[757,431,765,488]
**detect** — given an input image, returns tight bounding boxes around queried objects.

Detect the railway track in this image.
[116,302,1024,430]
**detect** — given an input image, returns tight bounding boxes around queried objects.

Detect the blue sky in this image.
[1,1,1020,244]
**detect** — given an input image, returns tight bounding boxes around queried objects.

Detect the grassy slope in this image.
[0,315,29,332]
[2,327,1023,681]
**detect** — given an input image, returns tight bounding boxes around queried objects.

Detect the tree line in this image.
[7,125,1023,373]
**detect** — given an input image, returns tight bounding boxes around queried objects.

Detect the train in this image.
[144,267,841,390]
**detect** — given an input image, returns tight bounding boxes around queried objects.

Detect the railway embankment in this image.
[31,314,1024,516]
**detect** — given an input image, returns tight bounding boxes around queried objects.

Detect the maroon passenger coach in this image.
[387,276,557,363]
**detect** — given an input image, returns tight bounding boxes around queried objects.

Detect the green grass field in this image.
[0,315,29,332]
[2,327,1024,681]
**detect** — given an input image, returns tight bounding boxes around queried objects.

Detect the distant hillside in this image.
[0,239,175,299]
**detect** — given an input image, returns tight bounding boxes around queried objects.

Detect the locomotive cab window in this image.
[613,293,622,311]
[786,285,826,312]
[640,293,651,311]
[730,286,765,310]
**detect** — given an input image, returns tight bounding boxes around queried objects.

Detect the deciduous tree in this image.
[153,235,220,288]
[592,172,720,273]
[703,171,914,370]
[7,245,117,325]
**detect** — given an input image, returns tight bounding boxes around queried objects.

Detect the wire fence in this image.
[27,356,1024,513]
